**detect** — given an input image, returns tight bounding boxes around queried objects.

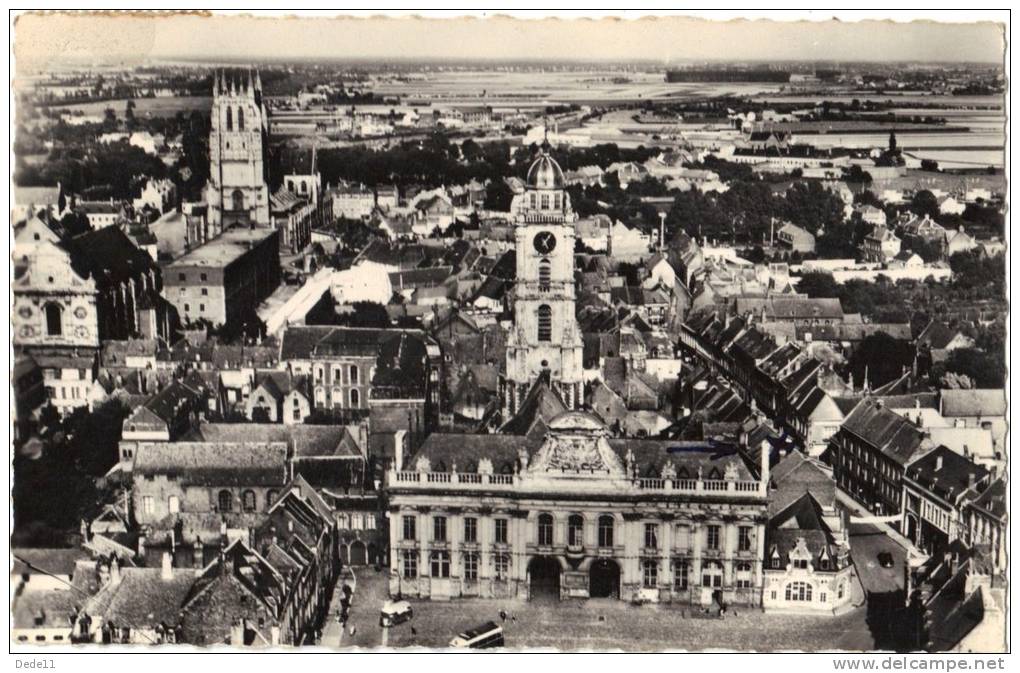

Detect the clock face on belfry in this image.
[533,231,557,254]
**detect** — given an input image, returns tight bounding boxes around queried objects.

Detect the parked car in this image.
[449,621,504,649]
[379,600,413,627]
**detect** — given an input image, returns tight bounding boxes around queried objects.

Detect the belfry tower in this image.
[206,69,270,231]
[503,147,584,415]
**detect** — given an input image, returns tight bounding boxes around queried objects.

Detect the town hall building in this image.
[386,411,770,605]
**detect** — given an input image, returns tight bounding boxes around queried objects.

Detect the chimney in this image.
[935,454,943,471]
[161,552,173,581]
[393,429,408,471]
[230,619,245,646]
[110,556,122,586]
[759,439,771,495]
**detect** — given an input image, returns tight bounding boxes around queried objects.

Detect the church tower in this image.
[503,147,584,415]
[206,69,270,231]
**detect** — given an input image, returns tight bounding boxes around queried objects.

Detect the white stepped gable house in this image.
[386,411,770,605]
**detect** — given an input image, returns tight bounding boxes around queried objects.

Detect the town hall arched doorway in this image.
[349,540,367,566]
[589,559,620,599]
[528,556,561,601]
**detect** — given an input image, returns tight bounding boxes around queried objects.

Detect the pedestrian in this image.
[499,609,507,623]
[349,625,357,637]
[510,613,516,623]
[411,627,417,638]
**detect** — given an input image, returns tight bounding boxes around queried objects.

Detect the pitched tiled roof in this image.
[905,445,989,505]
[841,397,928,467]
[188,423,358,458]
[134,441,289,486]
[939,389,1006,418]
[501,381,568,436]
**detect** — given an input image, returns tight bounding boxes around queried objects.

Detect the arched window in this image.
[349,365,359,385]
[537,513,554,546]
[701,560,723,588]
[267,490,279,506]
[44,303,63,336]
[300,181,308,194]
[598,515,614,548]
[237,107,245,131]
[242,490,256,512]
[226,106,233,131]
[231,189,244,212]
[538,259,551,290]
[350,389,360,407]
[332,387,343,408]
[785,581,813,602]
[537,305,552,342]
[567,514,584,547]
[218,490,233,512]
[287,180,295,193]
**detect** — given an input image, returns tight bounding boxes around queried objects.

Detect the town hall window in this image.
[494,552,510,580]
[430,550,450,578]
[218,490,233,512]
[350,389,360,407]
[237,107,244,131]
[226,106,233,131]
[674,559,689,591]
[738,526,753,552]
[494,518,508,544]
[642,560,658,589]
[736,562,753,589]
[464,552,479,581]
[702,560,723,588]
[537,305,552,342]
[44,303,62,336]
[402,515,416,541]
[463,517,477,543]
[644,523,659,549]
[598,515,614,548]
[242,490,256,513]
[537,513,554,546]
[402,550,417,579]
[349,365,359,384]
[706,524,721,551]
[433,515,447,542]
[567,514,584,547]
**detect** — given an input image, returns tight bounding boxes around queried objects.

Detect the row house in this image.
[828,397,934,516]
[280,326,440,433]
[901,445,991,558]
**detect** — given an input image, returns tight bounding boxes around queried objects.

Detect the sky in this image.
[13,12,1006,71]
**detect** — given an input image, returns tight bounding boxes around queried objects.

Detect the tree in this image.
[796,271,841,298]
[483,179,513,211]
[938,348,1005,388]
[910,190,940,219]
[846,332,916,389]
[920,159,940,172]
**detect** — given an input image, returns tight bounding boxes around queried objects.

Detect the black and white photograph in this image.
[7,9,1009,658]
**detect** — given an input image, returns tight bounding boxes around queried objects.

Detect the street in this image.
[317,571,875,651]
